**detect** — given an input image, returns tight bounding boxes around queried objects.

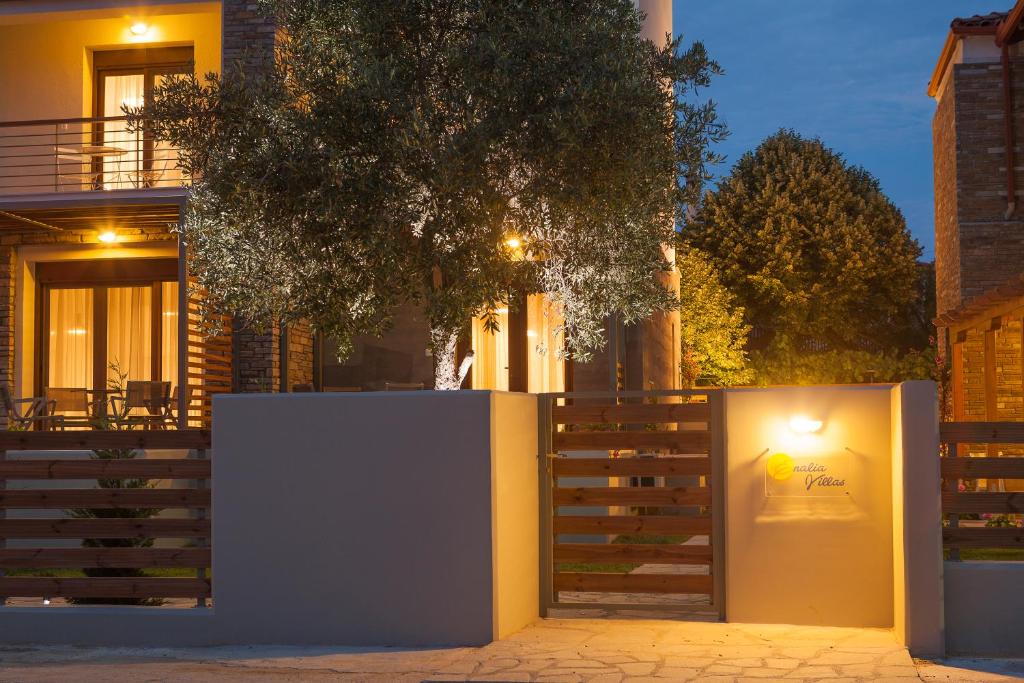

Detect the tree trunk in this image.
[431,325,461,390]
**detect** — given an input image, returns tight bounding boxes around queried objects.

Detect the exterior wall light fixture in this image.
[98,230,118,244]
[789,415,823,434]
[130,22,150,36]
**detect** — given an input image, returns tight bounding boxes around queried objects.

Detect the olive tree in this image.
[137,0,724,388]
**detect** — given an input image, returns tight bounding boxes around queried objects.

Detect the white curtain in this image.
[471,308,510,391]
[107,286,152,384]
[103,74,145,189]
[527,294,565,393]
[47,289,93,389]
[161,281,179,386]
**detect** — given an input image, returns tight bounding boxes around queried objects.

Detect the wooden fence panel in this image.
[0,548,210,569]
[553,430,711,452]
[553,572,713,595]
[0,433,212,605]
[939,422,1024,556]
[0,577,210,599]
[553,456,711,478]
[542,391,723,614]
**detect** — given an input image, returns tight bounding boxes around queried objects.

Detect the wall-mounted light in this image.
[130,21,150,36]
[98,230,118,244]
[789,415,823,434]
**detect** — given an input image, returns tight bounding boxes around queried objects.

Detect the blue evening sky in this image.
[675,1,1001,260]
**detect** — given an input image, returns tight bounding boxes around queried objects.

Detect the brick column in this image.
[0,246,14,427]
[222,0,277,73]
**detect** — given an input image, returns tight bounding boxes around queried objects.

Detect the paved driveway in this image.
[0,618,1020,682]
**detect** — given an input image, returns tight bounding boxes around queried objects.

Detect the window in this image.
[526,294,566,393]
[93,47,193,189]
[38,259,179,392]
[471,307,510,390]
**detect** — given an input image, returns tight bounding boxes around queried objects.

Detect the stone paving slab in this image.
[0,618,1021,682]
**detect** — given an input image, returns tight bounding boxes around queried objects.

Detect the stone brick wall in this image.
[234,325,279,393]
[0,245,15,418]
[995,317,1023,421]
[933,74,960,318]
[222,0,277,73]
[960,328,986,421]
[935,59,1024,317]
[286,320,314,389]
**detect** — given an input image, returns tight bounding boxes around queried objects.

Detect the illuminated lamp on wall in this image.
[789,415,823,434]
[97,230,118,244]
[130,21,150,36]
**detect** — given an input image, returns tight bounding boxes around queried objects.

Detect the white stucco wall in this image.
[0,391,539,647]
[724,385,896,627]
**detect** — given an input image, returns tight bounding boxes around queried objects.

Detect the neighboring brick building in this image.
[930,3,1024,451]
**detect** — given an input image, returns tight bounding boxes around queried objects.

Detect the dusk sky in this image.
[676,1,1002,260]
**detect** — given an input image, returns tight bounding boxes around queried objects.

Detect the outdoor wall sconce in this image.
[97,230,118,244]
[789,415,823,434]
[130,22,150,36]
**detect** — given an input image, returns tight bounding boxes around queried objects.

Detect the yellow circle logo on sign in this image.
[766,452,795,481]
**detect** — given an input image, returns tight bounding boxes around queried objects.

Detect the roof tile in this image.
[951,11,1009,29]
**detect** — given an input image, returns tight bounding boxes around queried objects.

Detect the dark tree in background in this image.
[683,129,928,384]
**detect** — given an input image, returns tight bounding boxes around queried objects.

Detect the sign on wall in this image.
[765,452,849,497]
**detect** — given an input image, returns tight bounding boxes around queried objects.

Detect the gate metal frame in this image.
[538,389,726,619]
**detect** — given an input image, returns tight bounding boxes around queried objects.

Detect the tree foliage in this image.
[677,248,752,386]
[749,347,935,386]
[136,0,725,387]
[682,130,923,381]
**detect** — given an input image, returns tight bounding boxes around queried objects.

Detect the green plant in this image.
[683,130,926,381]
[67,361,162,606]
[134,0,726,388]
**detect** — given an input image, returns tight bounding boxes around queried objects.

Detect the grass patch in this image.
[945,548,1024,561]
[7,568,206,578]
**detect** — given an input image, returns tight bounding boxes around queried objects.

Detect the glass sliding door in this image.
[526,294,566,394]
[161,281,179,385]
[39,258,180,399]
[471,308,510,390]
[106,286,153,383]
[101,73,145,189]
[94,47,193,189]
[47,288,94,389]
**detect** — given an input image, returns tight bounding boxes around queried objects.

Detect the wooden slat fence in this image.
[0,431,211,605]
[940,422,1024,559]
[539,390,724,617]
[186,279,233,429]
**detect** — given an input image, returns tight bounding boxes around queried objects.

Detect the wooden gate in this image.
[539,390,725,617]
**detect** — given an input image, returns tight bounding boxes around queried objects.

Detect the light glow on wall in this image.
[789,415,823,434]
[98,231,118,244]
[130,22,150,36]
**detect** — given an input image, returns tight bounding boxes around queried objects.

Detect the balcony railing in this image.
[0,116,185,196]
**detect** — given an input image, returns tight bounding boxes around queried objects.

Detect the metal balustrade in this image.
[0,116,185,196]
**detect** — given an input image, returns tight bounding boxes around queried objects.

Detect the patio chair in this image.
[0,384,59,430]
[165,385,197,428]
[110,381,172,429]
[44,387,95,429]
